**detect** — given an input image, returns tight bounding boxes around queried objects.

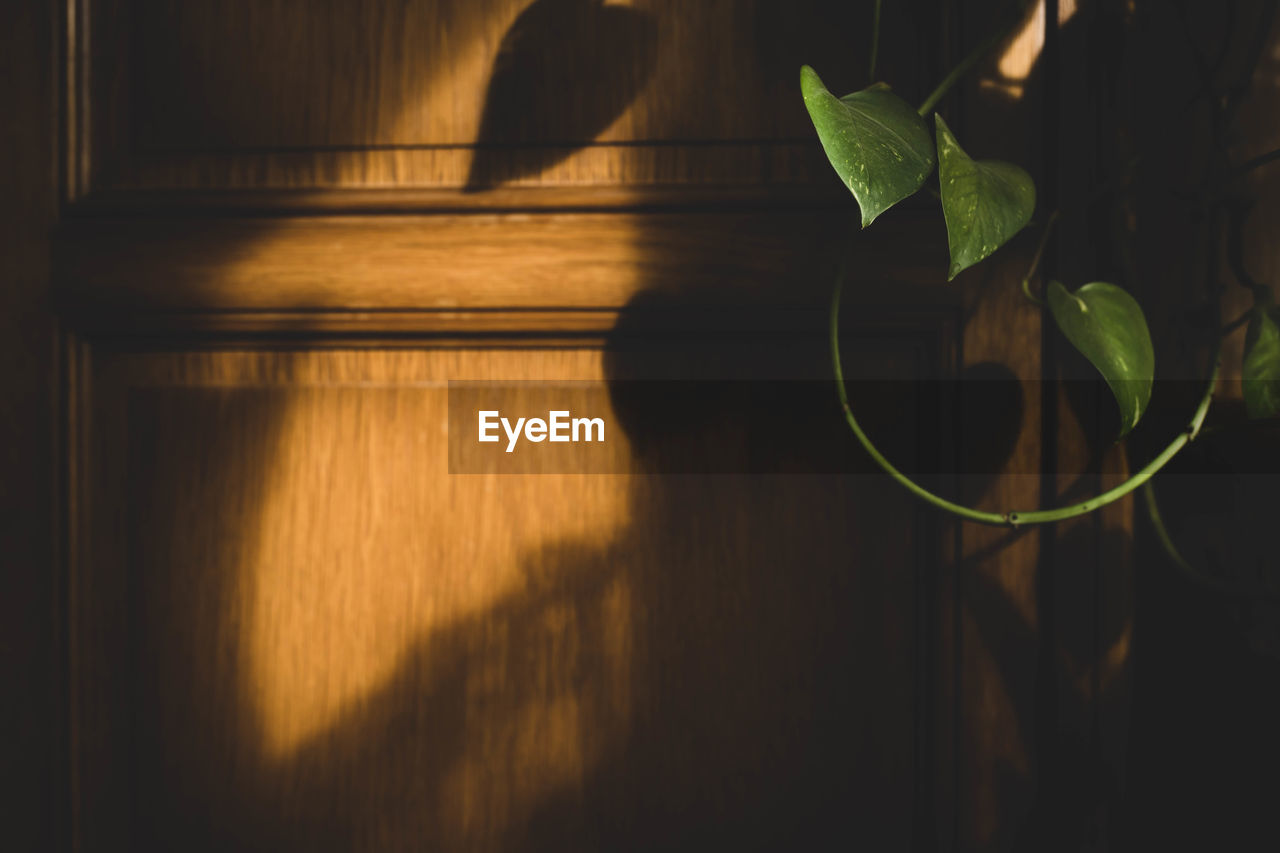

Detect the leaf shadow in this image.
[464,0,659,191]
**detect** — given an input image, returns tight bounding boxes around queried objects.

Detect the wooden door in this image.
[3,0,1135,849]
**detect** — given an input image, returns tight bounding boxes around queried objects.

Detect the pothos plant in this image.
[802,3,1280,541]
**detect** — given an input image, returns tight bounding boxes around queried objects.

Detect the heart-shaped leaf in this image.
[800,66,935,227]
[935,114,1035,280]
[1244,307,1280,419]
[1047,280,1155,437]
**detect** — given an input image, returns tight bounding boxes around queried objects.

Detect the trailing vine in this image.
[801,2,1280,535]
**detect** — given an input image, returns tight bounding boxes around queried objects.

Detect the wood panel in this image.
[74,0,947,199]
[944,0,1049,845]
[69,335,946,850]
[47,0,1158,849]
[53,209,955,323]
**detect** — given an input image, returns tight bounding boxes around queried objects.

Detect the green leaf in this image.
[800,66,935,227]
[1243,307,1280,419]
[935,114,1035,280]
[1047,281,1155,438]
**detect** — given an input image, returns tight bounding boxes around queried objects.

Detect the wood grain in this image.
[48,0,1217,849]
[71,341,936,849]
[947,0,1055,845]
[78,0,944,198]
[53,208,955,319]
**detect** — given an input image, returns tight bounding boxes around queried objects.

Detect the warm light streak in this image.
[997,0,1046,83]
[242,352,634,772]
[981,0,1079,99]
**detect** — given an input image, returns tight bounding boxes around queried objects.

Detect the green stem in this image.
[1142,482,1280,603]
[832,271,1222,527]
[1232,146,1280,179]
[1226,202,1272,302]
[868,0,882,82]
[1020,210,1059,306]
[917,12,1016,116]
[1141,482,1195,568]
[1021,278,1044,306]
[1221,307,1253,336]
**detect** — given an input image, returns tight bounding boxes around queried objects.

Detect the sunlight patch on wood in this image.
[240,351,634,773]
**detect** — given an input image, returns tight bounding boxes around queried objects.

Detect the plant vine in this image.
[801,1,1280,535]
